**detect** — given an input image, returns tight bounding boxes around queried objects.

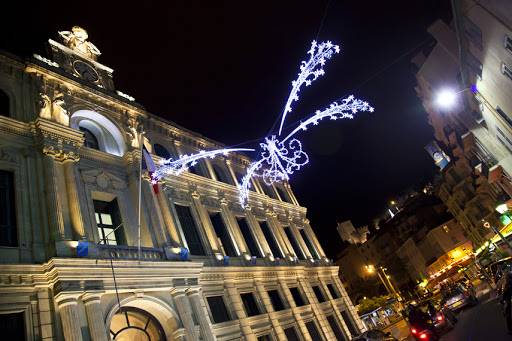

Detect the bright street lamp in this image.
[435,88,458,109]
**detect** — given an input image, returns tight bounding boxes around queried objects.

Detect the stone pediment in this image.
[81,169,126,191]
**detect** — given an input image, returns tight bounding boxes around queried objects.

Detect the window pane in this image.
[284,227,305,260]
[0,170,17,247]
[289,287,306,307]
[210,212,237,257]
[212,164,233,185]
[95,213,100,224]
[207,296,231,323]
[259,221,283,258]
[299,229,319,259]
[306,321,323,341]
[268,290,285,311]
[257,335,272,341]
[0,312,26,340]
[240,293,261,317]
[101,214,113,225]
[0,90,10,117]
[313,286,326,303]
[341,310,359,336]
[79,126,100,150]
[327,284,339,299]
[153,143,171,159]
[237,217,262,257]
[275,186,292,203]
[327,315,347,341]
[283,327,300,341]
[175,205,205,255]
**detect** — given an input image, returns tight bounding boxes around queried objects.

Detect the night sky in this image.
[0,1,453,258]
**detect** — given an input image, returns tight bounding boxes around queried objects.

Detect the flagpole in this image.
[138,131,143,262]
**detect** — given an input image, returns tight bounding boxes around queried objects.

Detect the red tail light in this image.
[419,333,428,339]
[411,328,417,334]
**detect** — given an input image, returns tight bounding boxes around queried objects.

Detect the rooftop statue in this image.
[58,26,101,61]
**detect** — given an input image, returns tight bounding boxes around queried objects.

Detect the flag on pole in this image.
[142,138,160,194]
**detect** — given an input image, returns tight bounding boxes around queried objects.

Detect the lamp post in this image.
[365,264,404,309]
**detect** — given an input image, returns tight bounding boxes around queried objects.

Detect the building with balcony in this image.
[0,27,363,340]
[412,7,511,249]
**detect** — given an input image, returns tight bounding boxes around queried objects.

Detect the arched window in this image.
[70,110,126,156]
[80,126,100,150]
[110,307,165,341]
[0,89,10,117]
[153,143,171,159]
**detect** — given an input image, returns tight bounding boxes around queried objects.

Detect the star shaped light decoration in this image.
[152,40,374,207]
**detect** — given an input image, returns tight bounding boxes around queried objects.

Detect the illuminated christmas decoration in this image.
[152,148,254,182]
[153,40,373,207]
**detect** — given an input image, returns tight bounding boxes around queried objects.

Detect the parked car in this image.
[351,329,397,341]
[440,282,477,312]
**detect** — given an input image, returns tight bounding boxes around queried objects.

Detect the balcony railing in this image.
[95,244,165,261]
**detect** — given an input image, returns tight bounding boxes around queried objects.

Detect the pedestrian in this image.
[501,270,512,335]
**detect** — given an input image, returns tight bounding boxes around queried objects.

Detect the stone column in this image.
[225,280,256,341]
[298,278,335,340]
[171,288,197,341]
[245,210,273,258]
[158,185,182,245]
[56,295,83,341]
[290,224,312,260]
[220,199,245,256]
[283,182,299,206]
[267,214,292,259]
[254,280,286,341]
[63,160,85,239]
[187,288,216,341]
[225,159,239,186]
[277,279,311,341]
[82,294,108,341]
[332,276,365,332]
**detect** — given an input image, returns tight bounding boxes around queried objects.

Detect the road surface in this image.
[441,296,511,341]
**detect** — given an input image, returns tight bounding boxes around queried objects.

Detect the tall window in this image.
[188,160,209,177]
[289,287,306,307]
[0,170,17,247]
[0,89,9,117]
[257,335,272,341]
[327,284,339,299]
[327,315,347,341]
[506,35,512,54]
[312,285,327,303]
[240,292,261,317]
[153,144,171,159]
[109,307,165,340]
[80,126,100,150]
[174,205,205,255]
[284,227,305,260]
[94,199,124,245]
[341,310,359,336]
[306,320,323,341]
[267,290,285,311]
[275,186,292,203]
[261,184,278,199]
[299,228,319,259]
[259,221,283,258]
[209,212,237,257]
[236,217,262,257]
[206,296,231,323]
[283,326,300,341]
[502,63,512,81]
[212,164,234,185]
[0,312,25,340]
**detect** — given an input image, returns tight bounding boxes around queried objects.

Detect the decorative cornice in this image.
[33,118,83,163]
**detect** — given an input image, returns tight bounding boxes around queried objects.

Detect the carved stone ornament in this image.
[38,89,70,126]
[124,112,144,149]
[35,119,83,163]
[58,26,101,61]
[81,169,127,191]
[0,146,17,164]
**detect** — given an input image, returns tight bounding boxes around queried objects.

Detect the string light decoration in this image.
[152,40,373,207]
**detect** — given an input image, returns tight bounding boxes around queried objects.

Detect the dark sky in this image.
[0,1,452,258]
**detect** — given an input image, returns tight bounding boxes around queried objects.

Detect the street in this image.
[441,297,511,341]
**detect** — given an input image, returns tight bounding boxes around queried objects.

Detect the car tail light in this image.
[419,333,428,339]
[411,328,417,334]
[437,314,444,321]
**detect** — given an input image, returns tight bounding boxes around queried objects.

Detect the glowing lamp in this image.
[496,203,509,214]
[435,88,457,109]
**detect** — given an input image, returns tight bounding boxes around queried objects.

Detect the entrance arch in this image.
[106,296,180,340]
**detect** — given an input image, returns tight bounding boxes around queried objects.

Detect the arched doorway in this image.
[109,307,165,341]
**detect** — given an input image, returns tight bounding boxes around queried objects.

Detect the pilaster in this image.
[303,219,326,259]
[82,293,108,341]
[254,280,286,341]
[225,280,256,341]
[277,279,311,341]
[298,278,335,340]
[191,192,220,254]
[55,294,83,341]
[186,288,216,341]
[171,288,197,341]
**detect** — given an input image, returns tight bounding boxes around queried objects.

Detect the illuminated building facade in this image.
[0,27,363,340]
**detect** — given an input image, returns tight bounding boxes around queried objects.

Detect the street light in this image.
[434,84,478,110]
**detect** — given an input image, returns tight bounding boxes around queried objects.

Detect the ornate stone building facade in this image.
[0,27,363,340]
